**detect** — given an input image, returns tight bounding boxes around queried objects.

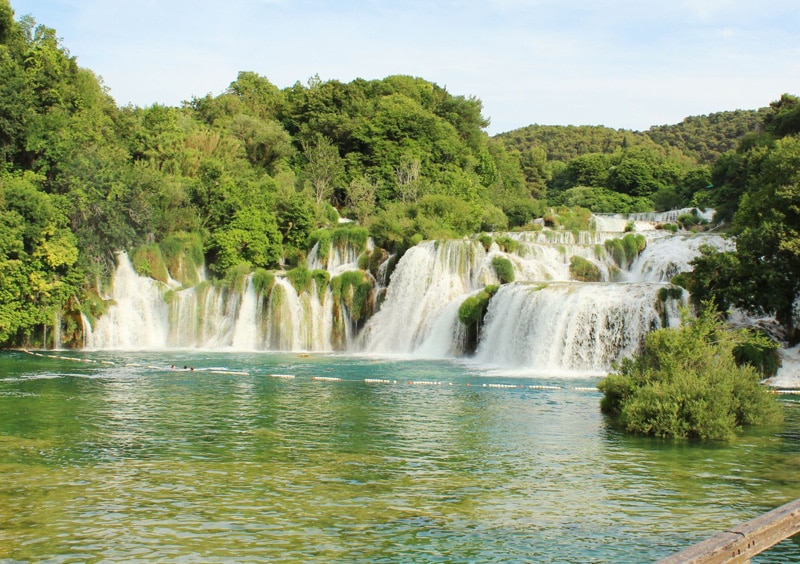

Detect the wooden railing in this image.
[656,498,800,563]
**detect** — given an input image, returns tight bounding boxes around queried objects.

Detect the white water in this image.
[474,282,681,374]
[85,219,730,374]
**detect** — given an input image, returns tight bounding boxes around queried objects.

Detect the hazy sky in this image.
[10,0,800,134]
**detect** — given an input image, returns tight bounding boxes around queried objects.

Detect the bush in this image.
[331,271,374,321]
[252,268,276,296]
[495,235,519,253]
[159,232,205,286]
[458,285,500,354]
[569,256,601,282]
[131,244,170,283]
[285,266,312,293]
[598,305,783,440]
[307,229,333,258]
[457,285,499,326]
[604,233,646,268]
[491,256,515,284]
[478,234,493,251]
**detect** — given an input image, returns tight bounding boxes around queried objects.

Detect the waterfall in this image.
[86,221,727,374]
[88,254,334,351]
[358,240,491,354]
[629,233,734,283]
[87,253,171,349]
[473,282,682,374]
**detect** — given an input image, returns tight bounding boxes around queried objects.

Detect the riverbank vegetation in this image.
[598,306,783,440]
[0,0,798,361]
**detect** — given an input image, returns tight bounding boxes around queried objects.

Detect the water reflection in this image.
[0,351,799,562]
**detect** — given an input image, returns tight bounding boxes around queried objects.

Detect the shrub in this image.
[159,232,204,286]
[312,269,331,299]
[252,268,276,296]
[332,226,370,252]
[285,266,312,293]
[598,305,783,440]
[495,236,519,254]
[331,271,374,321]
[569,256,601,282]
[478,234,493,251]
[307,229,333,258]
[605,233,647,268]
[457,285,499,325]
[657,286,684,302]
[131,244,170,283]
[491,256,515,284]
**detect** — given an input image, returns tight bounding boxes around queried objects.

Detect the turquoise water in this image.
[1,350,800,563]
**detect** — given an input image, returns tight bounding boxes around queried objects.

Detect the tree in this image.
[346,174,378,223]
[302,133,344,204]
[207,206,282,273]
[395,154,421,203]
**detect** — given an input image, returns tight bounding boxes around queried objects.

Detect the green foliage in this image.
[494,236,519,253]
[604,233,646,268]
[131,244,169,283]
[491,256,515,284]
[478,234,493,251]
[285,266,312,294]
[458,285,499,325]
[221,263,252,293]
[207,206,283,274]
[543,206,594,233]
[598,306,783,440]
[646,109,767,164]
[307,229,332,258]
[332,226,370,252]
[312,269,330,299]
[732,330,782,378]
[158,231,204,286]
[503,199,545,228]
[657,286,684,302]
[569,256,601,282]
[561,186,651,214]
[252,268,275,296]
[330,270,374,321]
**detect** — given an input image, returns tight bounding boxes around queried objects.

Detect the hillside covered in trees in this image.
[0,0,798,348]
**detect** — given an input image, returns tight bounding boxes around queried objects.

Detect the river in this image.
[2,350,799,562]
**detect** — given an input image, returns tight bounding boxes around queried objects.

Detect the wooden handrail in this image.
[656,498,800,563]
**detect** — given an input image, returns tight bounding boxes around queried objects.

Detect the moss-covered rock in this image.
[491,256,515,284]
[569,255,601,282]
[131,244,170,284]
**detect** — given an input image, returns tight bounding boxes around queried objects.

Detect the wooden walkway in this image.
[657,498,800,563]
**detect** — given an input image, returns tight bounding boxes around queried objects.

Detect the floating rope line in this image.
[22,349,106,364]
[270,373,296,379]
[408,380,443,386]
[364,378,394,384]
[312,376,342,382]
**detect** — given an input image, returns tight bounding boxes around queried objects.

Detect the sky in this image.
[9,0,800,135]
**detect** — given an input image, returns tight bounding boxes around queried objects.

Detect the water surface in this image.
[1,351,799,562]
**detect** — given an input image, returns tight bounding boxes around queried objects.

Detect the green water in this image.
[1,351,800,563]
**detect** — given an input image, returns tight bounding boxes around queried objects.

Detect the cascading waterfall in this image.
[473,282,681,373]
[358,240,493,354]
[88,253,171,349]
[86,217,726,374]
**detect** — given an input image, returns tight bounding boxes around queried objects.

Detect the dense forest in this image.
[0,0,798,348]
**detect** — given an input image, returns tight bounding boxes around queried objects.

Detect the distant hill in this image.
[644,109,767,164]
[495,108,767,165]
